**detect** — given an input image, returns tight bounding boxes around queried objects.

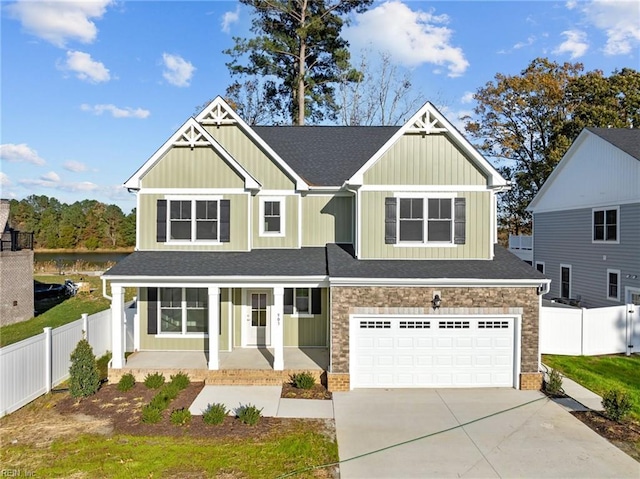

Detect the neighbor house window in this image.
[607,269,620,301]
[159,287,208,334]
[560,265,572,299]
[535,262,545,274]
[259,197,285,236]
[593,207,618,242]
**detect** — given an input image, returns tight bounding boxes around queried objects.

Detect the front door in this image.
[246,290,270,346]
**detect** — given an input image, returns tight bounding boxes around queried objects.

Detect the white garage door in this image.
[351,316,515,388]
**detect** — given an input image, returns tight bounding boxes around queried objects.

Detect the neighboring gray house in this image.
[528,128,640,308]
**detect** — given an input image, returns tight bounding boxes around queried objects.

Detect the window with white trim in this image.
[159,288,208,334]
[607,269,620,301]
[167,199,219,242]
[560,265,571,299]
[398,197,453,243]
[259,197,285,236]
[593,207,618,242]
[284,288,322,316]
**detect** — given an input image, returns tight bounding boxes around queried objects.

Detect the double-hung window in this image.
[259,197,285,236]
[593,207,618,242]
[399,198,424,242]
[284,288,322,316]
[157,197,230,243]
[607,269,620,301]
[159,287,208,335]
[395,196,458,245]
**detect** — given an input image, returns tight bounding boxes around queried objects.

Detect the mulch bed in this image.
[281,382,332,400]
[572,410,640,461]
[55,382,326,440]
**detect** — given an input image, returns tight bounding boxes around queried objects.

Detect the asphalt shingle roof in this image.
[587,127,640,161]
[253,126,399,186]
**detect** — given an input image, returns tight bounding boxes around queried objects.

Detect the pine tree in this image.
[69,338,100,398]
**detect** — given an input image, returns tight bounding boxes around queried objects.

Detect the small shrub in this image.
[141,405,163,424]
[602,388,632,422]
[170,372,190,390]
[149,394,171,411]
[544,369,563,396]
[163,383,180,400]
[69,339,100,398]
[170,408,192,426]
[203,403,228,425]
[291,371,316,390]
[144,372,165,389]
[117,373,136,392]
[237,404,262,426]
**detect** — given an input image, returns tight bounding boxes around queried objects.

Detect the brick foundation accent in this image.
[520,372,543,390]
[327,373,350,392]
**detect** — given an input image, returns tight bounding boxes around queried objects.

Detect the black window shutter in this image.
[147,288,158,335]
[284,288,294,314]
[385,197,397,244]
[311,288,322,314]
[156,200,167,242]
[220,199,230,242]
[454,197,466,245]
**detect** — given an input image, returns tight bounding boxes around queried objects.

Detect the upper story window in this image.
[157,198,230,244]
[593,207,618,242]
[259,197,285,237]
[387,196,465,246]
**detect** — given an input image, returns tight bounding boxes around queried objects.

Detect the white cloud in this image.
[345,1,469,77]
[63,160,88,172]
[61,50,110,83]
[6,0,113,48]
[513,36,536,50]
[221,6,240,33]
[19,177,98,192]
[460,91,474,104]
[566,0,578,9]
[41,171,61,182]
[581,0,640,55]
[0,172,11,187]
[0,143,46,166]
[80,103,150,119]
[553,30,589,58]
[161,53,195,87]
[438,106,472,133]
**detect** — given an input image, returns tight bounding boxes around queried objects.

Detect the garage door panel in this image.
[353,316,515,388]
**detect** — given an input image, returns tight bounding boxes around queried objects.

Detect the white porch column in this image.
[111,284,125,369]
[208,286,220,370]
[272,287,284,370]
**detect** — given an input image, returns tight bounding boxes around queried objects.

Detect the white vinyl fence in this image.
[0,302,135,417]
[541,304,640,355]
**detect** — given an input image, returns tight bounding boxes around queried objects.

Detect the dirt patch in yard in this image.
[281,382,332,400]
[572,411,640,462]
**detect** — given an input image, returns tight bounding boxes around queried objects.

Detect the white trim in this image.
[162,196,223,245]
[195,97,309,191]
[560,264,572,299]
[592,206,620,244]
[243,289,272,347]
[102,276,330,286]
[226,288,233,352]
[606,269,621,301]
[363,185,488,192]
[298,194,302,248]
[135,193,141,251]
[140,188,248,195]
[530,198,638,214]
[259,196,286,237]
[330,277,552,287]
[347,102,506,188]
[395,195,456,246]
[155,334,208,339]
[157,287,209,336]
[535,261,545,274]
[256,190,299,196]
[124,117,260,191]
[393,192,456,199]
[625,287,640,305]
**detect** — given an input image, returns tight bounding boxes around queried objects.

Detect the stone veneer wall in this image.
[329,286,541,391]
[0,250,34,326]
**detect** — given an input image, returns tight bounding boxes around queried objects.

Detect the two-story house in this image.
[103,97,549,391]
[528,128,640,308]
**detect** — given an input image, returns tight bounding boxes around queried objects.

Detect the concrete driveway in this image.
[333,389,639,478]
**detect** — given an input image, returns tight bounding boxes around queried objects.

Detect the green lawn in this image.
[0,275,134,348]
[543,354,640,421]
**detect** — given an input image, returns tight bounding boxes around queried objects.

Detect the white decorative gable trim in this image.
[196,97,309,191]
[124,117,260,190]
[346,101,507,188]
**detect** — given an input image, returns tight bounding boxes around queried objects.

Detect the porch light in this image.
[432,294,442,310]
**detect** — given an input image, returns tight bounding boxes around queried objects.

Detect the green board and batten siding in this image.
[363,134,487,186]
[252,195,300,248]
[138,288,232,352]
[205,125,295,190]
[138,193,249,251]
[302,195,353,246]
[283,288,329,347]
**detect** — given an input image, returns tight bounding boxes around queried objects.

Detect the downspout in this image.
[343,182,360,258]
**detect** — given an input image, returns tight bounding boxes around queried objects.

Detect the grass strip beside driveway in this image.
[543,354,640,421]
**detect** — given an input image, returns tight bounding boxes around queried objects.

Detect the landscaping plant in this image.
[544,368,563,396]
[170,372,190,390]
[203,403,228,425]
[170,408,192,426]
[602,388,632,422]
[117,373,136,392]
[141,404,163,424]
[237,404,262,426]
[143,372,165,389]
[68,338,100,398]
[291,371,316,390]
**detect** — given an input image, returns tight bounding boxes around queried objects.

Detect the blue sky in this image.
[1,0,638,213]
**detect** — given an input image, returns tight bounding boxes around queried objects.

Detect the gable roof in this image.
[124,117,260,190]
[253,126,399,186]
[586,127,640,161]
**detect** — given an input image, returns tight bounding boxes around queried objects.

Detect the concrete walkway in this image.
[333,389,639,479]
[188,385,334,419]
[553,375,605,412]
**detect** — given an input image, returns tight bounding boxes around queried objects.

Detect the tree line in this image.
[8,195,135,250]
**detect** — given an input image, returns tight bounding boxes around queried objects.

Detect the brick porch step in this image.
[205,369,324,386]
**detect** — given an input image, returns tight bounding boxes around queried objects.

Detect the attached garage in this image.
[350,315,520,389]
